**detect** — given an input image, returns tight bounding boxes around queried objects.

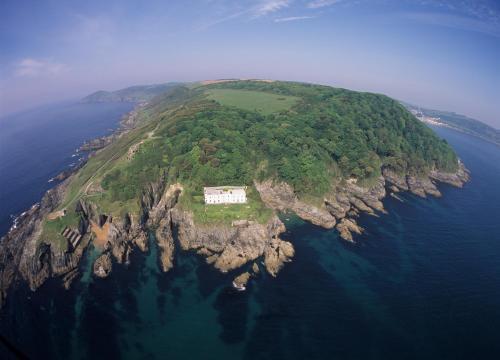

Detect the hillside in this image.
[41,80,466,248]
[403,103,500,146]
[81,83,179,103]
[60,81,460,230]
[0,80,469,306]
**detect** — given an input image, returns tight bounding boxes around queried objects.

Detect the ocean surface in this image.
[0,101,134,236]
[1,107,500,359]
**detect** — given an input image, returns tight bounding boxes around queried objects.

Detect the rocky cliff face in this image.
[255,180,336,228]
[0,178,80,308]
[171,208,292,275]
[0,158,469,309]
[74,196,149,279]
[255,161,469,242]
[147,183,183,272]
[144,182,294,277]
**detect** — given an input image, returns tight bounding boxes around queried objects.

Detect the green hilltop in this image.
[42,80,459,250]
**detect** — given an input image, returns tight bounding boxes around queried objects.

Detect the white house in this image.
[204,186,247,204]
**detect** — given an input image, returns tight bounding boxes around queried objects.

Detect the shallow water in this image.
[1,117,500,359]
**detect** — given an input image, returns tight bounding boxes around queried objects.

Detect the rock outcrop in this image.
[77,199,148,268]
[255,180,336,229]
[147,183,183,272]
[264,238,295,276]
[255,161,469,243]
[171,208,292,276]
[429,161,470,188]
[336,218,363,242]
[232,272,251,290]
[93,252,112,278]
[0,177,86,308]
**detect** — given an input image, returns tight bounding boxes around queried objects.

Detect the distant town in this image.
[409,109,444,126]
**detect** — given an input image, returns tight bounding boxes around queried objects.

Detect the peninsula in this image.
[0,80,469,307]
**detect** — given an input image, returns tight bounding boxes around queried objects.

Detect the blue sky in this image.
[0,0,499,127]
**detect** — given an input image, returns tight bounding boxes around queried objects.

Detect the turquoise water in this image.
[1,121,500,359]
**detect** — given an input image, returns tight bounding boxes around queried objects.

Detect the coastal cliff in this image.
[255,162,469,241]
[0,80,472,308]
[0,160,469,309]
[0,177,85,308]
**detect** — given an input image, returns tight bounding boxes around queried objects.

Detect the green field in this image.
[206,89,299,115]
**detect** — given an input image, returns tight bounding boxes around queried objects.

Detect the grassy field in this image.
[206,89,299,115]
[39,209,82,251]
[179,186,273,225]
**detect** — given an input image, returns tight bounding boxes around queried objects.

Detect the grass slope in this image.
[206,89,298,115]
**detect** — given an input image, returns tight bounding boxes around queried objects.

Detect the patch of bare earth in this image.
[47,210,66,220]
[91,220,110,249]
[201,79,236,85]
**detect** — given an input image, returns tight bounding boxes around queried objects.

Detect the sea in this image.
[0,103,500,359]
[0,101,134,236]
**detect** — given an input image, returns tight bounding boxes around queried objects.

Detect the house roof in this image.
[203,186,246,196]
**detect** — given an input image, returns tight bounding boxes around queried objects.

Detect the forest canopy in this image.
[102,80,458,201]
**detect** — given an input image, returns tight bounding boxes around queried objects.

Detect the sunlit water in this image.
[1,108,500,359]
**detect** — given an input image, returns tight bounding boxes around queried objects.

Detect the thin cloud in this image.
[197,0,292,30]
[307,0,341,9]
[14,58,69,77]
[254,0,292,17]
[403,11,500,38]
[274,15,316,22]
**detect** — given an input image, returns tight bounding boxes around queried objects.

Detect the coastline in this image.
[0,94,470,309]
[0,140,470,310]
[3,103,143,237]
[422,119,500,147]
[1,118,497,360]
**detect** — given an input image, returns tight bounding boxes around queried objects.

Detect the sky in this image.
[0,0,499,127]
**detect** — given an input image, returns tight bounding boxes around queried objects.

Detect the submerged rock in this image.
[252,262,260,274]
[62,268,79,289]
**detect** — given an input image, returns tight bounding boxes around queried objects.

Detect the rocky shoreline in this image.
[0,104,146,308]
[0,158,469,308]
[256,161,469,242]
[0,110,470,309]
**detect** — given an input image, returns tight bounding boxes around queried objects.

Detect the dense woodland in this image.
[102,81,458,202]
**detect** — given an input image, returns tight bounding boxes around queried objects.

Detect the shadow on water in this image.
[0,273,81,359]
[242,218,380,360]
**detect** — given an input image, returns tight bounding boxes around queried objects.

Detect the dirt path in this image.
[65,120,162,206]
